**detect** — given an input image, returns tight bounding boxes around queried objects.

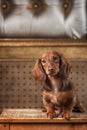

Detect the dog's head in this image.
[32,51,71,82]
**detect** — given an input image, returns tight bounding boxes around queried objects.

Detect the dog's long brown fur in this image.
[33,51,84,119]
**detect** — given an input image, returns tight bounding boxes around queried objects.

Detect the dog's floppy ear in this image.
[58,53,71,78]
[32,59,46,82]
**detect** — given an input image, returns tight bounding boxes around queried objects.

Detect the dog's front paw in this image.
[42,107,47,112]
[61,112,71,120]
[47,112,57,119]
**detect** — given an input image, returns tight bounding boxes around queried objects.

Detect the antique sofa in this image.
[0,0,86,38]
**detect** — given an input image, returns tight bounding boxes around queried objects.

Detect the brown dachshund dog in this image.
[33,51,84,119]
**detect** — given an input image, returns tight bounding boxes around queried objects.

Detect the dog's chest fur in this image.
[48,76,74,92]
[45,76,75,106]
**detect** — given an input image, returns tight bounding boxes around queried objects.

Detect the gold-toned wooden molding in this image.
[0,39,87,47]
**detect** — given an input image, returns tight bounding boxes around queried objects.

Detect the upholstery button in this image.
[64,3,68,10]
[61,0,74,18]
[1,0,15,18]
[33,3,39,9]
[62,2,69,11]
[27,0,46,16]
[2,3,7,9]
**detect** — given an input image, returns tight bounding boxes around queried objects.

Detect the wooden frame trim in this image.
[0,58,87,62]
[0,118,87,124]
[0,39,87,47]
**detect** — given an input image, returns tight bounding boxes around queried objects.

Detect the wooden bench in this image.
[0,109,87,130]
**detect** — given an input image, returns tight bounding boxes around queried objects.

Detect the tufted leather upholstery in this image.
[0,0,86,38]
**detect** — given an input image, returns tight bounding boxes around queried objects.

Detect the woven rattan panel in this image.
[0,59,87,109]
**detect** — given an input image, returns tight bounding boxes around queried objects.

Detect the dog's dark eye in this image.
[41,59,46,64]
[53,56,58,62]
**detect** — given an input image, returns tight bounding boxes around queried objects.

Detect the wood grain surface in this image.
[0,109,87,123]
[10,124,87,130]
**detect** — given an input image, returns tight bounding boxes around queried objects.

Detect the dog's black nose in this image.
[48,67,54,72]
